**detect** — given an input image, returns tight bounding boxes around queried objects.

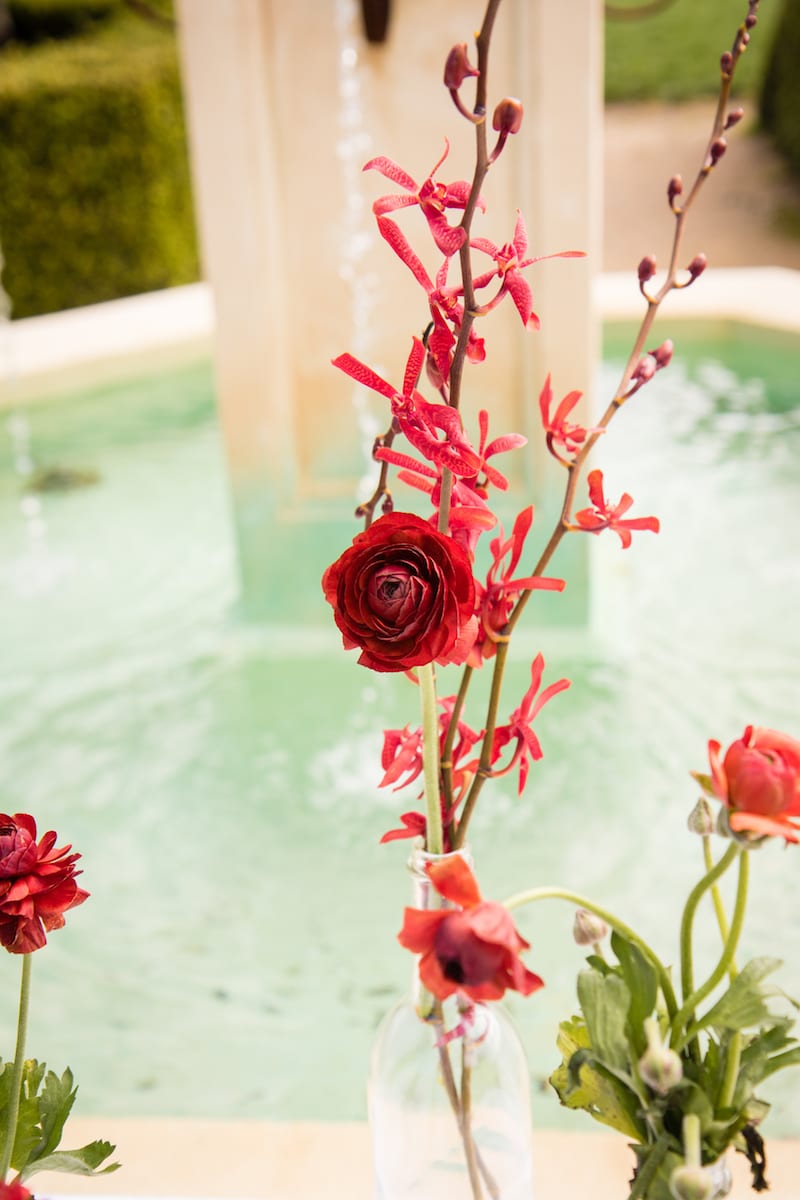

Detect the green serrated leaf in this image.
[549,1016,644,1141]
[21,1140,119,1182]
[577,966,632,1073]
[30,1067,77,1163]
[611,930,658,1056]
[697,958,782,1034]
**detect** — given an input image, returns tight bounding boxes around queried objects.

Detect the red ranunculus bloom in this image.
[0,1181,32,1200]
[708,726,800,843]
[322,512,477,673]
[0,813,89,954]
[398,855,543,1001]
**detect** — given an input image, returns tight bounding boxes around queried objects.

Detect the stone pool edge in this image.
[35,1118,800,1200]
[2,268,799,407]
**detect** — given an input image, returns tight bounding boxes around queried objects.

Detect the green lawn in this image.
[605,0,781,102]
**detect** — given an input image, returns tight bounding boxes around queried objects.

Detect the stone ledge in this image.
[34,1118,800,1200]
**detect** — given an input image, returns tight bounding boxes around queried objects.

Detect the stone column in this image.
[175,0,603,623]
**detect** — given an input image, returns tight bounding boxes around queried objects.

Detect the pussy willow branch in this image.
[451,0,759,850]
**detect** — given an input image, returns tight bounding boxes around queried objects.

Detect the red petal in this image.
[426,856,482,908]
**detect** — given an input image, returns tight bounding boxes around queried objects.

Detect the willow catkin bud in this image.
[650,339,674,369]
[725,107,744,130]
[638,254,657,283]
[720,51,734,75]
[668,175,683,207]
[709,137,728,166]
[687,253,708,282]
[492,97,523,136]
[444,43,478,89]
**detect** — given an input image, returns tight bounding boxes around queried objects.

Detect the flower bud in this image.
[444,43,479,90]
[687,253,707,282]
[667,175,683,207]
[632,355,656,384]
[725,107,744,130]
[638,254,657,284]
[720,50,734,75]
[709,137,727,166]
[687,797,714,836]
[492,97,523,136]
[745,11,757,29]
[650,339,674,369]
[669,1165,716,1200]
[573,908,609,947]
[639,1018,683,1095]
[381,493,394,515]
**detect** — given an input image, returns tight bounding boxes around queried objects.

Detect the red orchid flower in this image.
[707,726,800,843]
[333,337,481,477]
[572,469,660,549]
[398,855,543,1001]
[470,508,566,666]
[490,654,571,794]
[375,217,486,382]
[379,700,483,845]
[470,211,585,329]
[365,140,483,257]
[539,374,604,466]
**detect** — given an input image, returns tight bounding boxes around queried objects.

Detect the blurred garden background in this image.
[0,0,799,319]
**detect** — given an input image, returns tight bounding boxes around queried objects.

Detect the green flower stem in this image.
[705,835,734,955]
[453,639,510,850]
[628,1133,671,1200]
[1,953,32,1181]
[418,662,443,855]
[682,1112,702,1169]
[442,664,474,841]
[503,886,678,1020]
[679,842,740,1007]
[672,848,750,1053]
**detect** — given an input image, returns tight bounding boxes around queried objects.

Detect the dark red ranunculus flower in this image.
[0,813,89,954]
[708,726,800,843]
[398,855,543,1001]
[0,1181,32,1200]
[322,511,477,673]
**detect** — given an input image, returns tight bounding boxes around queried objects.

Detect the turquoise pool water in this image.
[0,322,799,1137]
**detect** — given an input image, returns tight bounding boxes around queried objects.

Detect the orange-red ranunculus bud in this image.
[708,726,800,843]
[0,813,89,953]
[323,512,477,673]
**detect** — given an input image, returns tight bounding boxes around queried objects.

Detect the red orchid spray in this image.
[322,1,780,1196]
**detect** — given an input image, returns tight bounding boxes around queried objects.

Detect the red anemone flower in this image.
[0,813,89,954]
[398,855,543,1001]
[707,725,800,843]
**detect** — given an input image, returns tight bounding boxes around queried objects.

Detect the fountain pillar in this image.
[175,0,603,623]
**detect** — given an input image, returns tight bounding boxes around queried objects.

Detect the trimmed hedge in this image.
[760,0,800,177]
[0,16,199,318]
[8,0,121,42]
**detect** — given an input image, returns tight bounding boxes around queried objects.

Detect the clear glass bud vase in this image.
[368,847,534,1200]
